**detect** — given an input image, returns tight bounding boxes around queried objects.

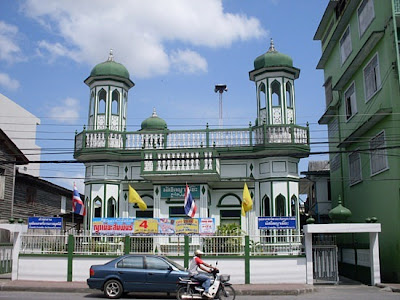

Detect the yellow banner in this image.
[134,219,159,234]
[175,218,199,234]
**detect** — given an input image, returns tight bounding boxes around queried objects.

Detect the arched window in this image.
[217,193,241,227]
[112,90,119,115]
[94,197,102,218]
[271,81,281,107]
[286,82,293,108]
[275,194,286,216]
[98,89,106,114]
[107,197,116,218]
[259,83,266,109]
[263,195,270,216]
[291,195,297,217]
[90,92,95,116]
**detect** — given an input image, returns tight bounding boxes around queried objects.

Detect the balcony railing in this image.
[74,124,309,153]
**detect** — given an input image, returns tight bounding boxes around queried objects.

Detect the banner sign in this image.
[161,185,200,199]
[92,217,215,235]
[93,218,134,235]
[258,217,297,229]
[28,217,63,229]
[175,218,199,234]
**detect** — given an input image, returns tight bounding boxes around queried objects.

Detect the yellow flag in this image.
[241,183,253,216]
[129,185,147,211]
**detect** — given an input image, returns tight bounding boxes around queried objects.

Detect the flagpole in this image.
[72,182,74,234]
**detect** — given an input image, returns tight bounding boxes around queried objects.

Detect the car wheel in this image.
[103,279,123,299]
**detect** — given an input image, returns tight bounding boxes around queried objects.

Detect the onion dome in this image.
[84,49,134,88]
[254,39,293,69]
[140,108,167,131]
[249,39,300,81]
[328,195,352,223]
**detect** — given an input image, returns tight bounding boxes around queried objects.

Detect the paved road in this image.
[0,286,399,300]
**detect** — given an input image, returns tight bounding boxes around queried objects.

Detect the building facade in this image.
[0,93,41,177]
[74,45,310,236]
[315,0,400,282]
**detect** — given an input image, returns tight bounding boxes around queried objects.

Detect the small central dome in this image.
[90,50,130,79]
[254,39,293,70]
[141,108,167,131]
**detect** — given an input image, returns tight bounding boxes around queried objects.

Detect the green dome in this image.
[90,60,130,79]
[328,195,352,223]
[141,109,167,131]
[254,39,293,70]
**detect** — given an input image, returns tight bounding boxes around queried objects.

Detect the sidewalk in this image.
[0,278,399,295]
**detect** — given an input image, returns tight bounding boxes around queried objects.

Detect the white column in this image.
[304,231,313,284]
[153,185,161,218]
[369,232,381,285]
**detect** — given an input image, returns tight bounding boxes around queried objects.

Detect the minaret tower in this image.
[249,39,300,126]
[84,50,134,131]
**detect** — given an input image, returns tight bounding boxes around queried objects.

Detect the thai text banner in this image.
[92,217,215,235]
[258,217,297,229]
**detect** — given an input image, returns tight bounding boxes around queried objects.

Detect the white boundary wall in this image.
[17,256,306,284]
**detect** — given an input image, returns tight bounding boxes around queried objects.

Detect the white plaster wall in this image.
[250,257,306,284]
[18,256,67,281]
[17,256,306,284]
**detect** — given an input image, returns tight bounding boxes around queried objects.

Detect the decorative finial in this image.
[268,38,277,53]
[108,49,114,61]
[152,107,158,117]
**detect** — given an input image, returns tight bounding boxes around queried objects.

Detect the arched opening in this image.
[275,194,286,216]
[259,83,266,109]
[94,197,102,218]
[98,89,106,114]
[263,195,270,216]
[291,195,297,217]
[107,197,116,218]
[286,82,293,108]
[217,193,241,227]
[271,81,281,107]
[90,92,95,116]
[112,90,119,115]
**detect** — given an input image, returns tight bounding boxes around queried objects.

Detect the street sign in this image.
[258,217,296,229]
[28,217,63,229]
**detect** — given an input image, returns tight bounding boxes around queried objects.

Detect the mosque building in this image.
[74,41,310,235]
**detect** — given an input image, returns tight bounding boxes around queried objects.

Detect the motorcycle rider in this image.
[188,249,218,298]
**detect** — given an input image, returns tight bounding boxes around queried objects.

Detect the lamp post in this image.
[214,84,228,128]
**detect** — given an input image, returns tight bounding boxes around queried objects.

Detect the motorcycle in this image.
[176,265,235,300]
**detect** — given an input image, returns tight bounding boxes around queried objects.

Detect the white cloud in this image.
[0,21,24,63]
[170,49,207,74]
[0,73,20,90]
[49,97,80,123]
[21,0,266,78]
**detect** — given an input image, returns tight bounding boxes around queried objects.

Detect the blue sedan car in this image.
[87,254,188,299]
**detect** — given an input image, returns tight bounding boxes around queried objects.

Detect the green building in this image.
[315,0,400,282]
[73,44,310,237]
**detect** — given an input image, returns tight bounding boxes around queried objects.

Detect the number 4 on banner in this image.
[139,220,148,229]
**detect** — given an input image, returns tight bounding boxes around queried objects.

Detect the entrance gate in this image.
[312,234,338,283]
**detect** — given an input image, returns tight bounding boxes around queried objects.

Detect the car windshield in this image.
[163,256,186,271]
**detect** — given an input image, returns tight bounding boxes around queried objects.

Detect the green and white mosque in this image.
[74,41,310,234]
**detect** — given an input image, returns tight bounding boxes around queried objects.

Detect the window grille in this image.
[370,131,387,175]
[349,151,362,185]
[344,83,357,120]
[358,0,374,37]
[364,54,380,101]
[340,26,352,64]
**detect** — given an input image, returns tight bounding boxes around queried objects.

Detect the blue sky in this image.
[0,0,328,192]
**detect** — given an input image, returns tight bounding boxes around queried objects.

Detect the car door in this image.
[115,255,148,291]
[144,256,184,292]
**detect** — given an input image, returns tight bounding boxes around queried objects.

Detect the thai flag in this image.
[184,184,197,218]
[72,184,86,216]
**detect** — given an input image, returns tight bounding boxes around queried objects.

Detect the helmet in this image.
[194,249,204,256]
